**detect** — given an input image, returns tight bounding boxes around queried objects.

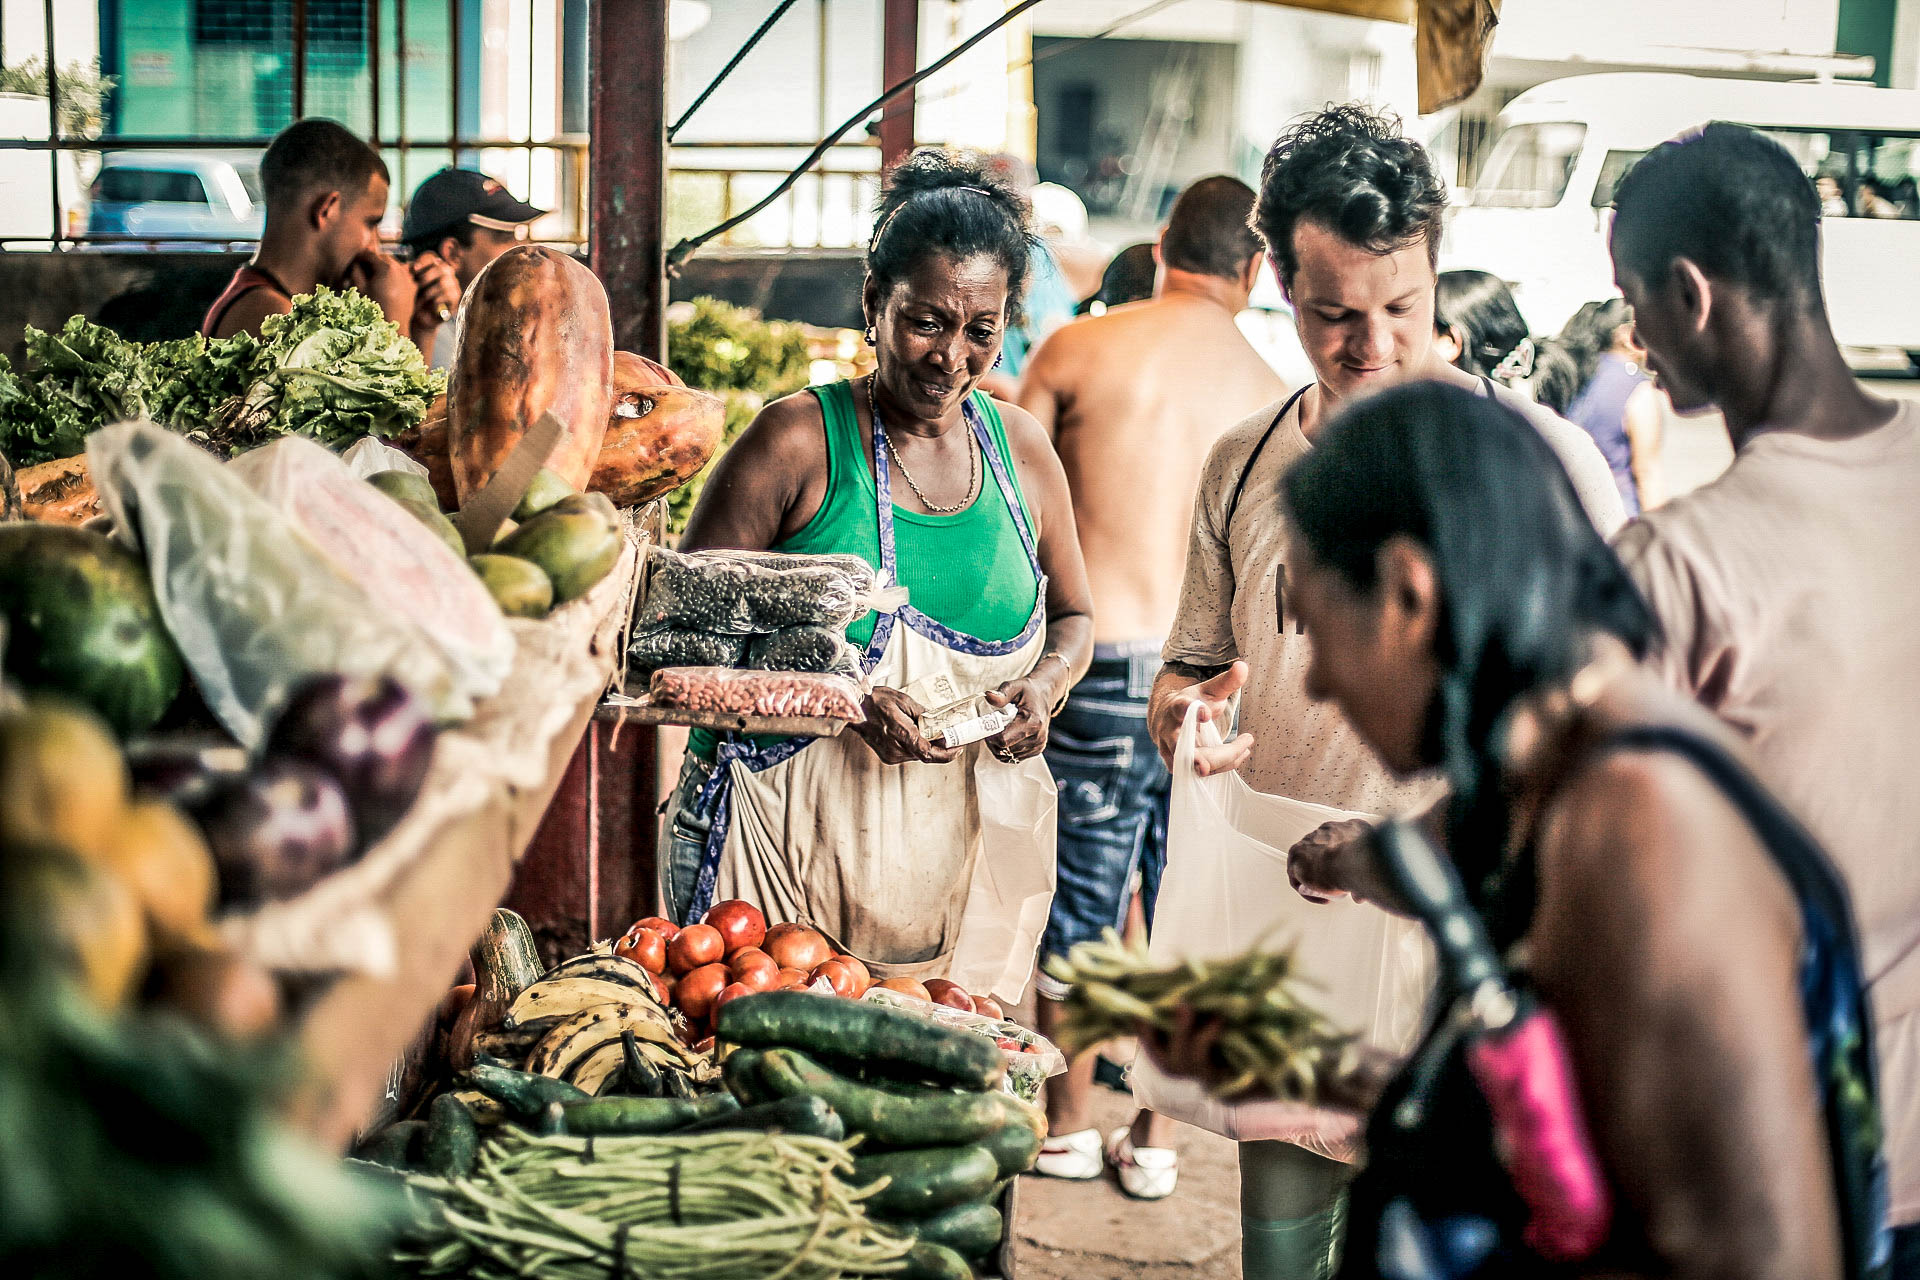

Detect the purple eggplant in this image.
[192,759,357,906]
[125,736,249,808]
[264,673,436,850]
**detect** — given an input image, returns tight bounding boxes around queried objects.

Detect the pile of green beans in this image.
[397,1128,912,1279]
[1043,929,1359,1100]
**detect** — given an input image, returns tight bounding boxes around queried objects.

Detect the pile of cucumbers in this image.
[718,991,1045,1280]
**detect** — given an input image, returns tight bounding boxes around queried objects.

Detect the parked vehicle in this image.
[0,92,88,245]
[1442,72,1920,365]
[86,150,265,246]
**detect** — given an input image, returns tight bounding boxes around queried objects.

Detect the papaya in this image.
[618,351,683,388]
[496,494,622,604]
[390,395,459,510]
[512,467,576,520]
[385,494,466,561]
[0,523,183,735]
[16,454,102,526]
[0,698,130,856]
[590,375,727,509]
[447,246,613,502]
[469,554,554,618]
[366,468,441,511]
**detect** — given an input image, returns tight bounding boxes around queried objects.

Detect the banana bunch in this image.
[472,952,715,1098]
[1043,928,1359,1100]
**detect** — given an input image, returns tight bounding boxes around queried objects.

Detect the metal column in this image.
[878,0,917,167]
[590,0,668,357]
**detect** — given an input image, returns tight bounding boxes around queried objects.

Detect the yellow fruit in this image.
[7,846,149,1008]
[0,698,129,856]
[96,798,217,949]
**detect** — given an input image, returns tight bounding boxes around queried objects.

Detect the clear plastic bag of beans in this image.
[637,547,904,635]
[647,667,867,722]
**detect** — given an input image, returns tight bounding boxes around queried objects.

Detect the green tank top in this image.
[688,380,1040,758]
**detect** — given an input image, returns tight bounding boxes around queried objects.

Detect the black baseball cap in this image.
[401,167,545,245]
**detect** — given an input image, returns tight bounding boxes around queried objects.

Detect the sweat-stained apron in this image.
[683,398,1055,982]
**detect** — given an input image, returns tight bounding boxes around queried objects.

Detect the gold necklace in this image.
[868,374,979,514]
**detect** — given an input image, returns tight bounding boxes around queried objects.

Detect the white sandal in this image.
[1105,1126,1179,1200]
[1033,1127,1103,1180]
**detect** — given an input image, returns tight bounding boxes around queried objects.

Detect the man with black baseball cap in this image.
[402,167,547,365]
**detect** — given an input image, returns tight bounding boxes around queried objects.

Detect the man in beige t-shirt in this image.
[1609,123,1920,1253]
[1147,106,1623,1280]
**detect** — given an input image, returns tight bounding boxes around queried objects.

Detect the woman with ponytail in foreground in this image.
[1155,380,1887,1279]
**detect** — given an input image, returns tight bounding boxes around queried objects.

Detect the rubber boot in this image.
[1239,1139,1351,1279]
[1243,1195,1347,1279]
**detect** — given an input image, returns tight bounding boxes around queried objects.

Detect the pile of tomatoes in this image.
[613,899,1006,1040]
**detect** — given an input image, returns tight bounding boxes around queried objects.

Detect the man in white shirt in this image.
[1145,104,1623,1280]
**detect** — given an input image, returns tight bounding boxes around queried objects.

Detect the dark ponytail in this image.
[1281,381,1658,915]
[867,149,1037,323]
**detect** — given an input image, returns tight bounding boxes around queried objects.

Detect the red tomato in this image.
[712,982,755,1016]
[668,923,725,976]
[676,962,731,1020]
[729,948,779,991]
[629,915,681,942]
[995,1037,1021,1051]
[1021,1041,1044,1054]
[774,967,812,990]
[970,994,1004,1019]
[810,959,857,998]
[648,971,672,1005]
[615,927,668,975]
[876,977,931,1002]
[924,978,974,1011]
[836,953,873,996]
[765,923,832,973]
[704,899,768,956]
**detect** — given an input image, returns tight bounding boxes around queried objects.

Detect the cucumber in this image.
[722,1046,773,1105]
[423,1093,479,1177]
[678,1094,845,1140]
[898,1240,975,1280]
[758,1048,1006,1147]
[718,991,1005,1092]
[851,1144,999,1217]
[357,1119,426,1170]
[978,1109,1042,1177]
[558,1092,739,1135]
[466,1061,590,1115]
[883,1201,1003,1260]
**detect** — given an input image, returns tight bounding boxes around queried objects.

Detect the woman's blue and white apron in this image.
[682,401,1058,998]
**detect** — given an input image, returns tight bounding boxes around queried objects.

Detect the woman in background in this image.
[1559,298,1665,514]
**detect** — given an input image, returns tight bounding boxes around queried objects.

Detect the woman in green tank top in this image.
[660,151,1095,972]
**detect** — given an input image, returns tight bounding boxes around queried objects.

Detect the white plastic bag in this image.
[88,421,481,746]
[1129,704,1433,1159]
[946,753,1058,1005]
[339,436,429,480]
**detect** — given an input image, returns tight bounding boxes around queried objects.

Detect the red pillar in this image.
[878,0,919,168]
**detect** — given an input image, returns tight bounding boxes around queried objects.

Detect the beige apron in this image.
[685,398,1057,984]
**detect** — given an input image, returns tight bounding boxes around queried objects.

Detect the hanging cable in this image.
[668,0,803,142]
[666,0,1049,271]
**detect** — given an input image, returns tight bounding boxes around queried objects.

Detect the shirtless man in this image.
[202,118,457,347]
[1017,176,1287,1199]
[1149,107,1623,1279]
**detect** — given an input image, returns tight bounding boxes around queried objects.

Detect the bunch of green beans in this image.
[396,1128,912,1279]
[1043,929,1359,1100]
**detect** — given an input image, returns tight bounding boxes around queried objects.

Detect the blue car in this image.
[87,151,265,247]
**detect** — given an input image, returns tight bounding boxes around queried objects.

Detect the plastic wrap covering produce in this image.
[745,625,863,679]
[648,667,866,723]
[229,436,514,700]
[637,546,902,635]
[628,625,749,676]
[87,421,483,748]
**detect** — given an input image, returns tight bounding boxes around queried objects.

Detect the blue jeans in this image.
[1037,643,1168,998]
[661,752,717,926]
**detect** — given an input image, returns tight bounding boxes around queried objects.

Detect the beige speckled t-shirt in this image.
[1163,380,1625,811]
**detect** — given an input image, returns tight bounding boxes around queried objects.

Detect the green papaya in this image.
[366,469,441,510]
[0,524,182,736]
[469,555,553,619]
[496,495,622,604]
[512,467,576,520]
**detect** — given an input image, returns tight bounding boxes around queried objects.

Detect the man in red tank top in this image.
[202,119,457,347]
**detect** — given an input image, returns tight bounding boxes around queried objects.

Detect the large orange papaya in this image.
[587,353,724,508]
[447,246,613,501]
